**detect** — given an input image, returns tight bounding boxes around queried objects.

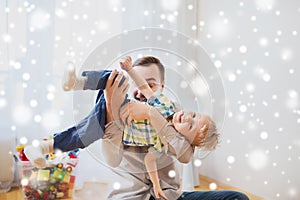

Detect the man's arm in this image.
[101,70,129,167]
[101,121,124,167]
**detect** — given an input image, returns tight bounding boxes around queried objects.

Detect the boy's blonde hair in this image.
[191,119,219,150]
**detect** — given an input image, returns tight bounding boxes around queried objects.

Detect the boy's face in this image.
[172,110,210,143]
[131,64,164,102]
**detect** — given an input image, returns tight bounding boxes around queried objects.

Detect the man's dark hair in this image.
[132,56,165,82]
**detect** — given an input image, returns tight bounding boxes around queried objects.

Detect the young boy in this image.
[25,57,219,199]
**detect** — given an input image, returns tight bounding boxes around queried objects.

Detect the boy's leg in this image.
[62,62,87,91]
[62,64,129,95]
[25,97,106,168]
[81,70,112,90]
[62,61,113,91]
[56,69,128,152]
[63,65,129,92]
[53,90,107,152]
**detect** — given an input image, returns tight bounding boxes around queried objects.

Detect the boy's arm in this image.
[147,107,194,163]
[144,152,168,200]
[120,102,194,163]
[120,56,153,99]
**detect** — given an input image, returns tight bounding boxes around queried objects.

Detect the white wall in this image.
[0,0,299,199]
[196,1,300,199]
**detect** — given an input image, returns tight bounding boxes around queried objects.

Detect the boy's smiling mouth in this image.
[178,111,184,123]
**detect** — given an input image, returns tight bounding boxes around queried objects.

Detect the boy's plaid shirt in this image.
[122,93,175,151]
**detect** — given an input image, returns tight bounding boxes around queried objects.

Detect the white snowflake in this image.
[248,149,268,170]
[29,9,51,30]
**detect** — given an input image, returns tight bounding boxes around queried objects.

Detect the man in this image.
[103,56,249,200]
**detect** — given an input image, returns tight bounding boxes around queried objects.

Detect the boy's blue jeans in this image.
[53,70,129,152]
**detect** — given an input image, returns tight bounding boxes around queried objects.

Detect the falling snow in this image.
[248,149,268,170]
[168,170,176,178]
[260,131,268,140]
[227,156,235,164]
[209,182,218,190]
[239,45,247,53]
[0,1,299,200]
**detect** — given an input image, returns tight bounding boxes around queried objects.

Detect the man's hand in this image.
[120,56,132,72]
[105,70,129,122]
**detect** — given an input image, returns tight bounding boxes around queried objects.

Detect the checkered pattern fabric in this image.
[122,93,175,151]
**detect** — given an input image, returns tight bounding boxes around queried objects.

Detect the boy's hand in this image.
[153,185,168,200]
[120,56,132,72]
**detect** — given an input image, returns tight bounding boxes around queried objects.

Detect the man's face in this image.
[131,64,164,102]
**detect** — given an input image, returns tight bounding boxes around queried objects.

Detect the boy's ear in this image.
[200,124,208,132]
